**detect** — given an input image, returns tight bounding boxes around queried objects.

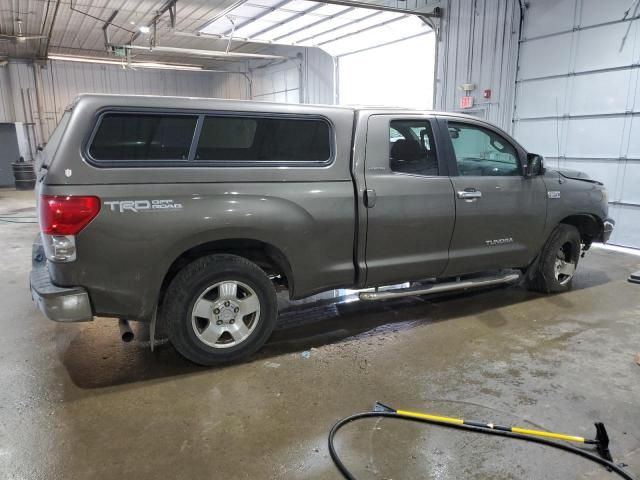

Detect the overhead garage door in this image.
[513,0,640,248]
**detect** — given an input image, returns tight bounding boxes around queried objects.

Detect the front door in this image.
[363,115,456,286]
[441,118,547,276]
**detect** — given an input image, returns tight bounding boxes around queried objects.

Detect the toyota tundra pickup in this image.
[30,94,614,365]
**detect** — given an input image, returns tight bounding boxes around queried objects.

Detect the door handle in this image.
[364,188,377,208]
[457,190,482,200]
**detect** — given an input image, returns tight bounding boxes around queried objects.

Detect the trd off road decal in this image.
[104,200,183,213]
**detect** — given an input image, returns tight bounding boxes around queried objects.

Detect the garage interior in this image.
[1,0,640,478]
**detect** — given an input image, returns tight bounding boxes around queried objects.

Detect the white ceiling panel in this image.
[339,8,377,20]
[281,0,317,12]
[322,16,426,56]
[302,11,383,44]
[199,0,430,56]
[281,16,355,44]
[257,14,324,41]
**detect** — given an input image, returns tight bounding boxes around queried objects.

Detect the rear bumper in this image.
[602,218,615,243]
[29,240,93,323]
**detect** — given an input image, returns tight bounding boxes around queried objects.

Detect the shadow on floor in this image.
[58,250,622,392]
[59,282,559,391]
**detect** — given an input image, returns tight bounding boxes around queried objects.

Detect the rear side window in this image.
[195,116,331,163]
[389,119,438,176]
[89,113,197,161]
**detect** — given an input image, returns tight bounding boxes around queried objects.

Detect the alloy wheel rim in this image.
[191,280,261,349]
[554,243,576,286]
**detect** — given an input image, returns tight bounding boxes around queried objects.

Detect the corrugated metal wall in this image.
[304,47,335,104]
[249,46,334,104]
[513,0,640,247]
[0,66,15,123]
[0,46,332,156]
[433,0,521,131]
[0,60,250,155]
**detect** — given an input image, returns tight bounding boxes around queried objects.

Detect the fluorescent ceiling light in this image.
[138,26,150,34]
[47,54,203,71]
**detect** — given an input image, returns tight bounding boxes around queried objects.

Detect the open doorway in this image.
[336,31,435,109]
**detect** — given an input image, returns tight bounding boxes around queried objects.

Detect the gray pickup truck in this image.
[30,94,614,365]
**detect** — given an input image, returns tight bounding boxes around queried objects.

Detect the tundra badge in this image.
[485,238,514,246]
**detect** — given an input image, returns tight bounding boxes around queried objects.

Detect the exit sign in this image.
[460,96,474,109]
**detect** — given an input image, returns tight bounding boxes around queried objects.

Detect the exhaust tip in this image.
[121,331,134,342]
[118,318,134,342]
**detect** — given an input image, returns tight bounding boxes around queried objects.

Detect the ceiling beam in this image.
[117,43,288,60]
[308,0,441,17]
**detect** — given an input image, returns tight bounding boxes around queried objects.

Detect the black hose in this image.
[328,411,636,480]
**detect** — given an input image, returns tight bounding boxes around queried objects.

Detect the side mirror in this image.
[525,153,545,177]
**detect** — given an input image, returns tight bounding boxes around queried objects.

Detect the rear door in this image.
[440,117,547,276]
[363,114,456,286]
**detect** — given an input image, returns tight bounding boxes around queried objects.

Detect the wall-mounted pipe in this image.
[41,0,61,58]
[19,89,34,160]
[25,87,43,148]
[31,64,48,145]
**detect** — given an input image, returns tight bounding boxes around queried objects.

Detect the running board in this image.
[359,272,521,301]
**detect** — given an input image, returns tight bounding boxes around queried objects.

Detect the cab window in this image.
[389,120,438,176]
[448,122,520,176]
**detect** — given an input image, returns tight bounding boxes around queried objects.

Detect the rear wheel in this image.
[527,224,582,293]
[162,254,278,365]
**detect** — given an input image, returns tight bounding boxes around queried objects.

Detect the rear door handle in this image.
[457,189,482,200]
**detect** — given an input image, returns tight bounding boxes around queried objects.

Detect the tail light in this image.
[39,195,100,262]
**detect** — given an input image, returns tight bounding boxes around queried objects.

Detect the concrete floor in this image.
[1,187,640,480]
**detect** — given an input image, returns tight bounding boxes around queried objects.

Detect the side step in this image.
[359,272,521,301]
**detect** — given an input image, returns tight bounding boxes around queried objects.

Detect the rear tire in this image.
[526,224,582,293]
[162,254,278,365]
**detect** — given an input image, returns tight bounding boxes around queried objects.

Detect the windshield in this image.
[37,111,70,171]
